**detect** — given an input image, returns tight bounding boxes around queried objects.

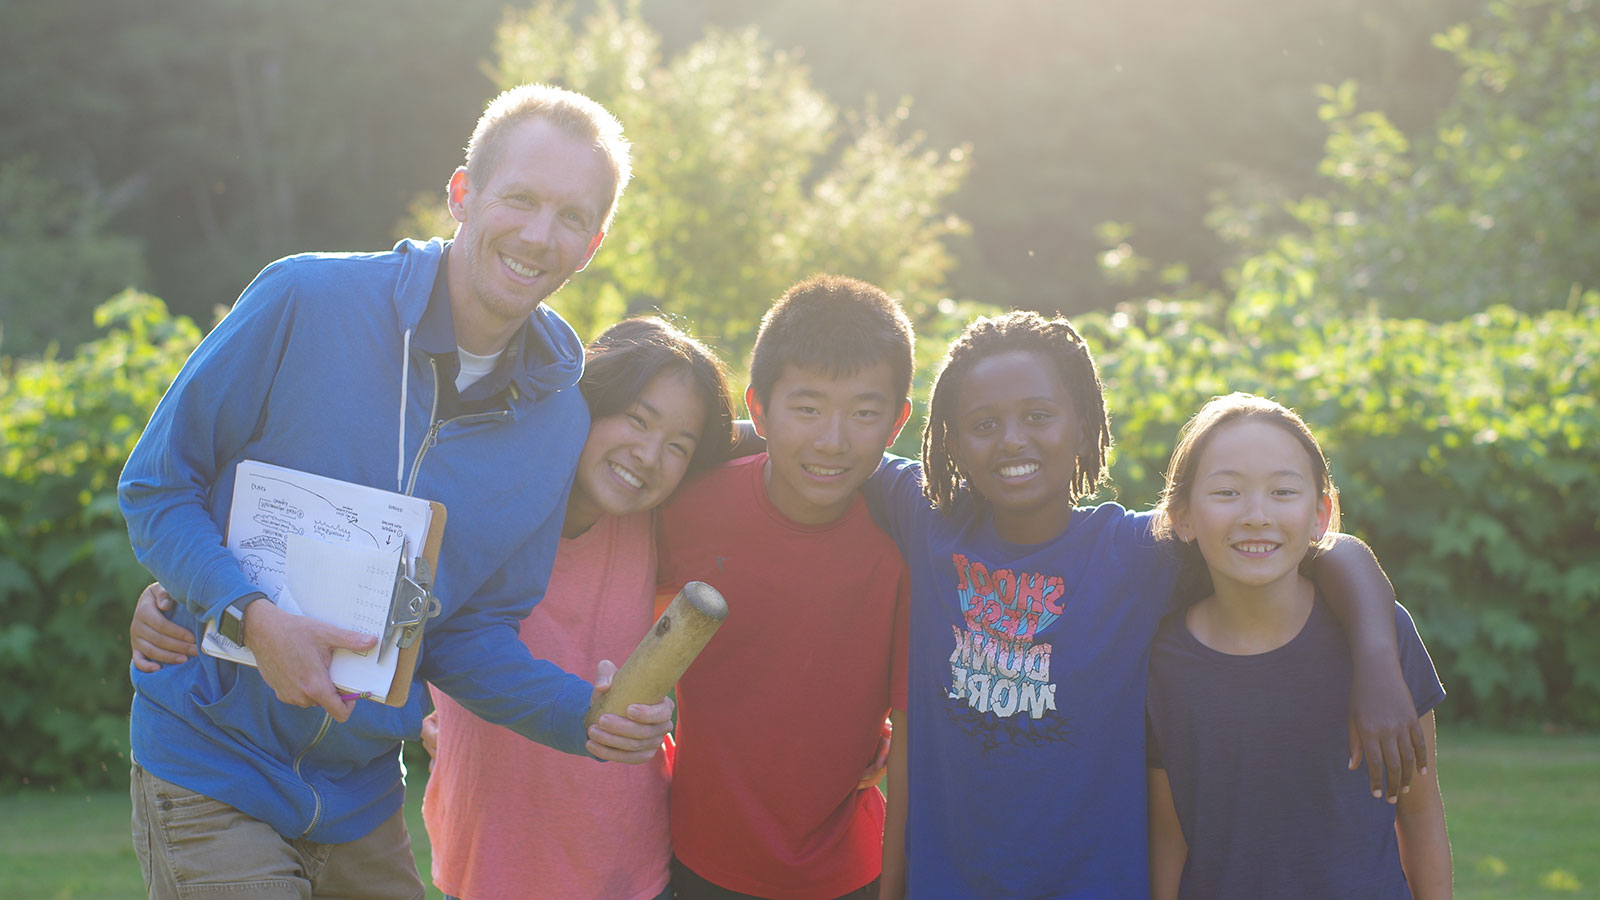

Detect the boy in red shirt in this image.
[657,274,913,900]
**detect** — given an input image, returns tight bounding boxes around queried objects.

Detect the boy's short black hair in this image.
[747,275,915,407]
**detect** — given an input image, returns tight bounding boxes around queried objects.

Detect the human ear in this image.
[886,400,913,448]
[1172,505,1194,543]
[745,385,768,439]
[1313,493,1333,541]
[574,230,605,273]
[447,168,470,223]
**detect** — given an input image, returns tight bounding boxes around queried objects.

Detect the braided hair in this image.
[920,310,1112,513]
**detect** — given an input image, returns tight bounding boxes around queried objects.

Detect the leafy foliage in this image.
[0,158,148,354]
[0,293,200,787]
[1081,264,1600,725]
[1233,0,1600,319]
[663,0,1482,314]
[0,0,1507,346]
[0,0,510,349]
[406,0,969,372]
[1070,0,1600,723]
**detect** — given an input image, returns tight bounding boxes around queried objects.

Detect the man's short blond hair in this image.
[464,84,632,231]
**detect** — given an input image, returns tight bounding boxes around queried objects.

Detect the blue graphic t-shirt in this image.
[863,458,1179,899]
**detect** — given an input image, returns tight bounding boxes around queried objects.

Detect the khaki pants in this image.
[130,763,425,900]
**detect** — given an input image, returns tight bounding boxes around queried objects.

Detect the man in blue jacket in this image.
[119,84,671,899]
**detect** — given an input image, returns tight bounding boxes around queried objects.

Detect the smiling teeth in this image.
[1234,542,1279,553]
[503,255,542,278]
[998,463,1038,478]
[804,464,846,476]
[609,462,643,489]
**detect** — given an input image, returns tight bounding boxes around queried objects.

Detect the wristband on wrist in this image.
[219,592,270,645]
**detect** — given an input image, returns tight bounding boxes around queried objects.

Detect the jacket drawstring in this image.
[398,327,411,492]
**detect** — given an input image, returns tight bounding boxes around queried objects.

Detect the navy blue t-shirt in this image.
[1146,597,1445,899]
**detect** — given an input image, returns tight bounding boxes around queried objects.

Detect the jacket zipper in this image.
[291,357,440,839]
[404,356,511,497]
[404,359,445,497]
[293,712,334,838]
[292,357,511,838]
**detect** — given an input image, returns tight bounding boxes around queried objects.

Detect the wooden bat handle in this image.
[583,581,728,729]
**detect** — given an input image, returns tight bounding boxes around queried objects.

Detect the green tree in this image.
[1242,0,1600,318]
[0,158,148,355]
[0,0,510,344]
[1083,268,1600,725]
[650,0,1482,314]
[402,0,969,370]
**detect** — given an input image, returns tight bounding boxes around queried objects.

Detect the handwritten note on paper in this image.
[286,533,403,697]
[203,459,435,702]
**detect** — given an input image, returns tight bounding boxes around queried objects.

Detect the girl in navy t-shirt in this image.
[1144,392,1452,899]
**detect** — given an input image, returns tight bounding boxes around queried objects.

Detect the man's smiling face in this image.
[447,117,610,351]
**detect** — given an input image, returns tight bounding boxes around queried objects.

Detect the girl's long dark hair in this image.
[579,316,736,477]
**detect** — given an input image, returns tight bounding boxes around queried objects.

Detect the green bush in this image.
[1222,0,1600,321]
[4,277,1596,792]
[0,291,200,787]
[1082,264,1600,726]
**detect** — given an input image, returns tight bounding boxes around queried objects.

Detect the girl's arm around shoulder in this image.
[1147,767,1186,900]
[1309,533,1429,802]
[1395,711,1452,900]
[877,708,909,900]
[860,455,934,546]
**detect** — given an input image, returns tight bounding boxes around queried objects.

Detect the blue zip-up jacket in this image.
[119,238,593,843]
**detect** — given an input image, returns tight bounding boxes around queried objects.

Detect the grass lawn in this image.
[1439,727,1600,898]
[2,726,1595,899]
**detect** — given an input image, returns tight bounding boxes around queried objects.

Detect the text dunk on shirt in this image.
[946,553,1060,722]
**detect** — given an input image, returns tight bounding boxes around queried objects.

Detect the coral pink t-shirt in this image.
[424,512,670,900]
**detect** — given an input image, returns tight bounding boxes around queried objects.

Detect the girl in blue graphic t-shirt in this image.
[862,311,1431,899]
[1143,393,1451,899]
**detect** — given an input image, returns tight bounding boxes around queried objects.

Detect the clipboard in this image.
[203,459,448,707]
[383,500,446,706]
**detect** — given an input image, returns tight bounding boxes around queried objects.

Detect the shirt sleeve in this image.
[1145,708,1165,769]
[418,504,594,757]
[1395,602,1447,718]
[1116,506,1187,616]
[117,261,302,625]
[861,455,932,552]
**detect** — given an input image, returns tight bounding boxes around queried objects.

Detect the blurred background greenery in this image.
[1,0,1595,816]
[12,0,1594,357]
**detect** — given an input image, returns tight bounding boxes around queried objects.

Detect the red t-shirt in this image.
[657,454,910,899]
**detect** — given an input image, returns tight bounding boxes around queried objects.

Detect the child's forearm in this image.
[1396,713,1453,899]
[1313,533,1427,800]
[878,709,908,900]
[1146,769,1186,900]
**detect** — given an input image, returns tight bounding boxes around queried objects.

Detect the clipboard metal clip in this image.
[388,555,441,650]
